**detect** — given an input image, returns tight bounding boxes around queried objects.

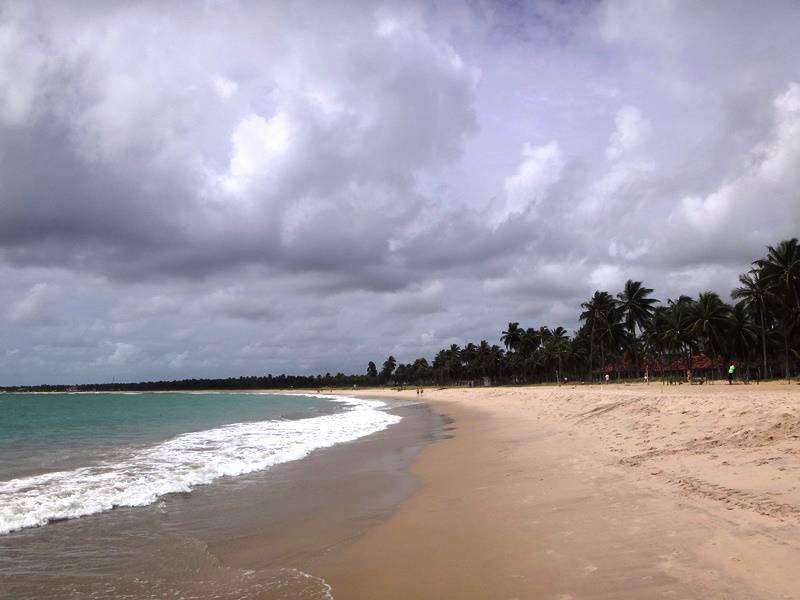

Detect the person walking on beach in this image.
[728,363,735,384]
[644,367,649,384]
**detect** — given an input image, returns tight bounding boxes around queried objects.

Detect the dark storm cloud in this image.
[0,0,477,285]
[1,0,800,384]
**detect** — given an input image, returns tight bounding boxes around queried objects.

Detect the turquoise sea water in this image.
[0,392,400,535]
[0,392,334,481]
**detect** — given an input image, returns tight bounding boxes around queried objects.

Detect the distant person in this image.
[644,368,649,384]
[728,363,735,384]
[604,373,610,383]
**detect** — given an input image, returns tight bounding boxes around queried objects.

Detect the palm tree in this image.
[732,270,772,378]
[447,344,462,383]
[381,355,397,383]
[519,328,540,354]
[433,349,448,384]
[580,291,617,381]
[727,301,758,377]
[476,340,492,382]
[617,280,659,377]
[754,238,800,379]
[689,292,732,378]
[648,298,697,380]
[617,280,659,335]
[462,342,478,382]
[594,306,628,380]
[501,322,523,352]
[546,326,569,383]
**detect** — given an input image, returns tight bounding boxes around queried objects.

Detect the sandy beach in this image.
[315,382,800,599]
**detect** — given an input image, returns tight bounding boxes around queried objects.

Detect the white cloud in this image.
[0,6,47,126]
[219,111,293,197]
[589,263,624,291]
[211,75,238,101]
[104,342,141,367]
[8,283,60,326]
[501,141,564,222]
[675,82,800,242]
[606,105,652,160]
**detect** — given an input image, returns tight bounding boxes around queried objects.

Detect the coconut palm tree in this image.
[732,270,772,378]
[545,326,570,383]
[656,298,697,377]
[617,280,659,377]
[727,301,758,377]
[380,355,397,383]
[476,340,492,382]
[580,291,617,381]
[754,238,800,379]
[447,344,462,383]
[596,306,629,379]
[617,280,659,335]
[689,292,732,378]
[461,342,478,382]
[433,349,448,384]
[501,322,523,352]
[491,344,505,370]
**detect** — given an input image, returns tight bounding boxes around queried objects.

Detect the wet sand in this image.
[209,402,445,574]
[317,383,800,599]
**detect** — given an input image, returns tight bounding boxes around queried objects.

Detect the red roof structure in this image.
[594,355,739,374]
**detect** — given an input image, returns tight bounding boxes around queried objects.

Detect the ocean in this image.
[0,391,416,599]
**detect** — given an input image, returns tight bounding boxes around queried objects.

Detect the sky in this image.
[1,0,799,385]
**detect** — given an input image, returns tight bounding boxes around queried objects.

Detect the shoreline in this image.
[208,401,445,572]
[1,394,444,600]
[313,383,800,599]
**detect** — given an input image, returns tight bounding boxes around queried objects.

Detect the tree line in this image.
[3,238,797,392]
[375,238,800,386]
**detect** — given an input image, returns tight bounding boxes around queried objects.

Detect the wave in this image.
[0,395,399,535]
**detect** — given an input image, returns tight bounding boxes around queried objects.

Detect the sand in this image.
[317,382,800,599]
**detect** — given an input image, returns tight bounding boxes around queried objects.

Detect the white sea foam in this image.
[0,395,399,535]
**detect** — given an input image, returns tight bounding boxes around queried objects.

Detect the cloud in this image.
[501,141,564,222]
[664,81,800,264]
[219,112,294,197]
[1,0,800,384]
[606,105,652,160]
[384,280,445,315]
[589,263,625,291]
[100,342,141,367]
[203,288,280,322]
[211,75,238,101]
[8,283,60,326]
[0,0,477,285]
